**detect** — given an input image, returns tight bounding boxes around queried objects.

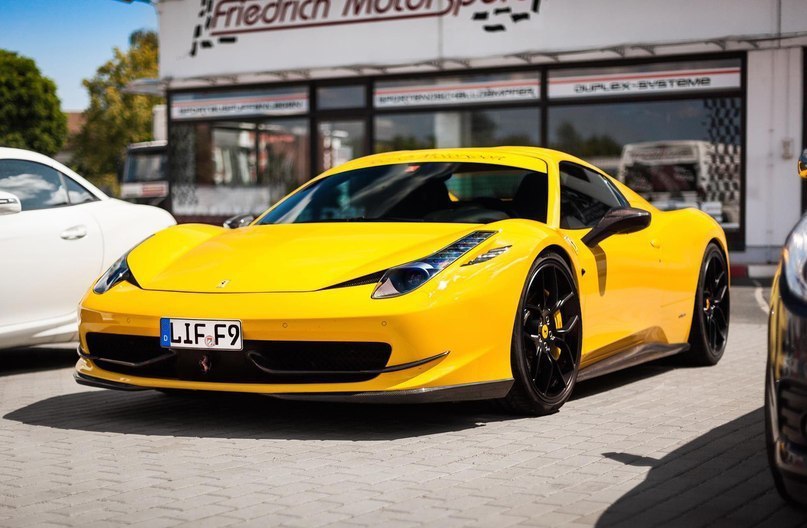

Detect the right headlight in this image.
[93,253,137,294]
[783,215,807,301]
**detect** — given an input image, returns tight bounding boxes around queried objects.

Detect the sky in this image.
[0,0,158,111]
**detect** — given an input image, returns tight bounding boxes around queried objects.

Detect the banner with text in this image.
[374,79,541,108]
[171,89,309,120]
[548,67,741,99]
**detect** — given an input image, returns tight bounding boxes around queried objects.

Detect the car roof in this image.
[0,147,108,200]
[317,146,606,180]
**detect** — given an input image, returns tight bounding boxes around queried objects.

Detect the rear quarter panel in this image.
[651,207,728,343]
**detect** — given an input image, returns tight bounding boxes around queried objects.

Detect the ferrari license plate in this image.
[160,318,242,350]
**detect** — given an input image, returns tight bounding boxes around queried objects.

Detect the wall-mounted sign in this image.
[374,78,540,108]
[171,89,309,120]
[548,66,741,99]
[160,0,789,82]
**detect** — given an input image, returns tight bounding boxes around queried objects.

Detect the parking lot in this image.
[1,282,806,528]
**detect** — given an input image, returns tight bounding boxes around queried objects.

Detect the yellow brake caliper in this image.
[551,311,563,359]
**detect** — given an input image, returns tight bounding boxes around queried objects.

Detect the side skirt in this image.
[577,342,690,382]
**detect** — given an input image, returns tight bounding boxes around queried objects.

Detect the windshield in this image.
[258,162,548,224]
[123,151,166,183]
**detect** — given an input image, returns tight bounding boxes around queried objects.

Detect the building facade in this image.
[151,0,807,261]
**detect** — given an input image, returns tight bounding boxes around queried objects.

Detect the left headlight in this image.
[783,215,807,301]
[372,231,495,299]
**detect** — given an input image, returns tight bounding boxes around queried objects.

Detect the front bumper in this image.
[768,269,807,483]
[76,280,518,399]
[74,370,513,403]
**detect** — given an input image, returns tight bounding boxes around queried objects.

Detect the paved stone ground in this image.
[1,285,806,527]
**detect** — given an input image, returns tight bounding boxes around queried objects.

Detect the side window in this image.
[559,162,624,229]
[0,159,68,211]
[64,176,98,205]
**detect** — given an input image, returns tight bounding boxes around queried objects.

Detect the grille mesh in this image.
[779,381,807,447]
[85,333,391,384]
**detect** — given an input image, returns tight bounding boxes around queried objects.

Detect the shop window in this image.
[257,119,310,203]
[548,98,742,230]
[169,119,309,217]
[374,108,540,152]
[316,85,366,110]
[318,120,366,171]
[210,122,258,186]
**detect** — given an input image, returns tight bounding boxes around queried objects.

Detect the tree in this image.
[0,50,67,156]
[73,30,162,180]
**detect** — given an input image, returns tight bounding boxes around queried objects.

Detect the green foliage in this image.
[73,30,162,180]
[0,50,67,156]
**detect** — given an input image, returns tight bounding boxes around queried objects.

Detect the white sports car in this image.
[0,147,175,349]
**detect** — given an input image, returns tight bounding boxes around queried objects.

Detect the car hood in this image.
[127,222,486,293]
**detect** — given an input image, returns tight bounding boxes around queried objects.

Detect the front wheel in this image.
[685,242,730,366]
[501,253,582,415]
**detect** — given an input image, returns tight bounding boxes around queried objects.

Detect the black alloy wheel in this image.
[686,242,730,366]
[503,253,582,415]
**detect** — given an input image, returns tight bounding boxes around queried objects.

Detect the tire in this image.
[685,242,729,366]
[501,252,582,415]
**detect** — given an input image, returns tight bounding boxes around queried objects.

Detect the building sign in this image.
[171,89,309,120]
[194,0,544,49]
[548,66,741,99]
[374,78,540,108]
[160,0,787,82]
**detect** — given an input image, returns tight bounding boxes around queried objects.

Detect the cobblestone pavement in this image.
[1,285,806,527]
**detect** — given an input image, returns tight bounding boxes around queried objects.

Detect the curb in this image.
[730,264,777,280]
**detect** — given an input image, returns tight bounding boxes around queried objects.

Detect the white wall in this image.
[745,47,803,260]
[160,0,805,81]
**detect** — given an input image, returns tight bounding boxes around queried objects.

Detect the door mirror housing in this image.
[581,207,651,248]
[0,191,21,216]
[799,148,807,179]
[223,213,255,229]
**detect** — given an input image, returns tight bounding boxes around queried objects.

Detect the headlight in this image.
[784,215,807,300]
[372,231,495,299]
[93,254,137,294]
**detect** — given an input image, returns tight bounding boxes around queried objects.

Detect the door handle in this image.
[650,239,661,249]
[60,225,88,240]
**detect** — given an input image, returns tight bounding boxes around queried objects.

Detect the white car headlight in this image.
[372,231,495,299]
[783,215,807,300]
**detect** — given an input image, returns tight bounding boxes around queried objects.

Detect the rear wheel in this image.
[685,243,729,366]
[502,253,582,415]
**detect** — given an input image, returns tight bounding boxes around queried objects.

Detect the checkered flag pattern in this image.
[703,98,741,224]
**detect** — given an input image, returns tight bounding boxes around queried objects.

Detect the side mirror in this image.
[799,148,807,179]
[223,213,255,229]
[581,207,651,248]
[0,191,21,216]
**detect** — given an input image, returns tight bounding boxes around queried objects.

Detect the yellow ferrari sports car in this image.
[75,147,729,415]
